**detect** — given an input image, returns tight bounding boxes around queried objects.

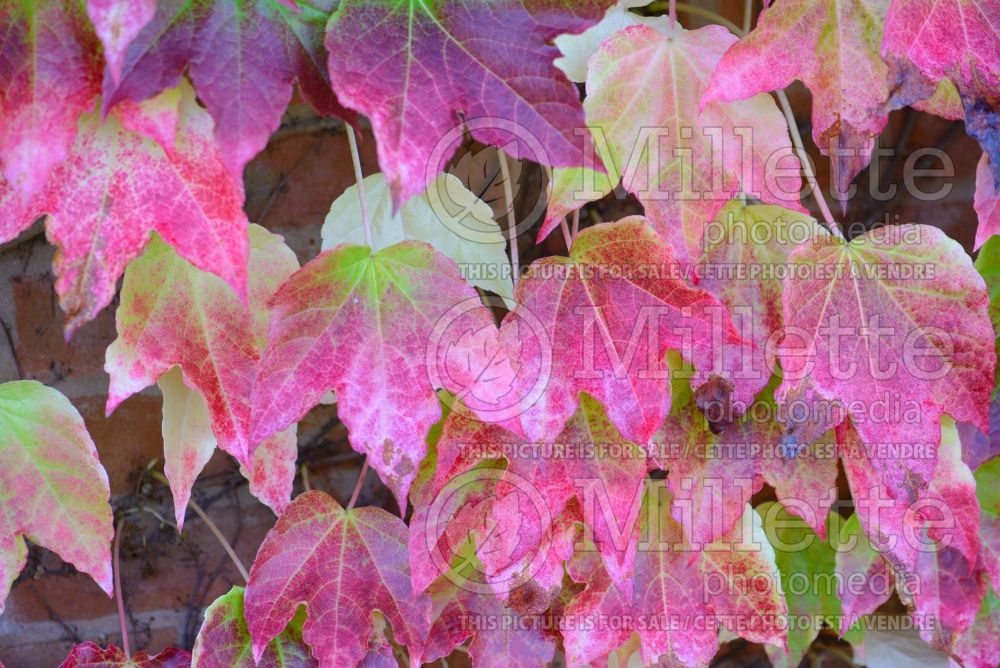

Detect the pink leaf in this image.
[158,367,298,528]
[585,24,803,266]
[840,419,986,652]
[975,154,1000,250]
[413,395,646,598]
[0,381,114,611]
[107,224,295,468]
[18,81,250,336]
[702,0,894,201]
[561,485,787,666]
[422,572,557,667]
[777,224,995,495]
[506,217,765,445]
[0,0,101,203]
[244,491,430,666]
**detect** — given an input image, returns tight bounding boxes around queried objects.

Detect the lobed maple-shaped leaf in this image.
[244,491,430,666]
[85,0,157,84]
[102,0,352,178]
[975,155,1000,250]
[192,586,316,668]
[702,0,895,201]
[0,0,101,203]
[583,24,803,267]
[250,238,499,509]
[834,513,893,636]
[562,487,787,667]
[840,418,986,652]
[107,224,296,471]
[158,367,298,529]
[758,502,844,668]
[58,643,191,668]
[322,172,514,308]
[323,0,614,206]
[775,223,995,494]
[11,81,250,335]
[0,381,114,610]
[507,217,765,445]
[882,0,1000,186]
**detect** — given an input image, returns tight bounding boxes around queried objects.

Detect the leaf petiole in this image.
[347,125,374,248]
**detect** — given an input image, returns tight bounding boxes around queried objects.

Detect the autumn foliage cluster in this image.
[1,0,1000,667]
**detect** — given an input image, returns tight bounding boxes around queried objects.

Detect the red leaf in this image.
[58,642,191,668]
[102,0,353,178]
[244,491,431,666]
[323,0,613,205]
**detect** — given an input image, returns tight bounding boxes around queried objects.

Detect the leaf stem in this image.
[348,458,370,511]
[669,0,677,29]
[742,0,754,33]
[113,518,130,658]
[775,89,843,238]
[497,148,519,287]
[560,217,573,252]
[347,125,373,248]
[188,497,250,582]
[149,471,249,582]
